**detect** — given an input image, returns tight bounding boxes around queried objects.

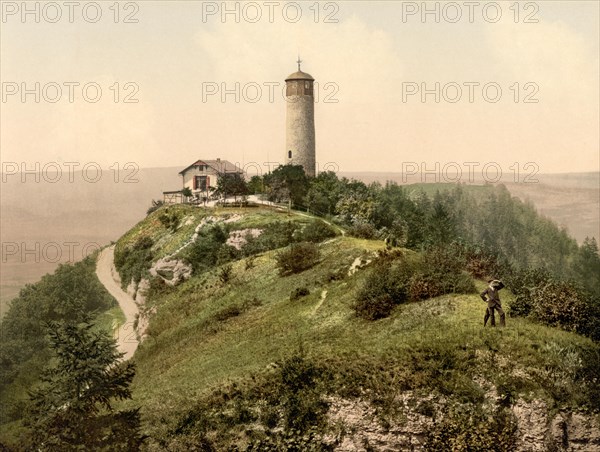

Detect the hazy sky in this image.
[1,1,599,175]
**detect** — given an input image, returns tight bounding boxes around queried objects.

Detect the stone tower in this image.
[285,59,316,177]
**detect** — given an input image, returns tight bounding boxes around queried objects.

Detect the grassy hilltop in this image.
[112,204,598,450]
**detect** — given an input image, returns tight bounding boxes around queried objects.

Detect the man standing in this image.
[481,279,506,327]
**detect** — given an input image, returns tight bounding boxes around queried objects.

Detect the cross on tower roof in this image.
[297,56,302,71]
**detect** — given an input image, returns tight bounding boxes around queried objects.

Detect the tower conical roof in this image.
[285,70,314,82]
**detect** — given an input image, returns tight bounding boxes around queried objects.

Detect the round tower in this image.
[285,59,316,177]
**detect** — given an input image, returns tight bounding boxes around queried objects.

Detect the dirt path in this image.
[96,246,139,360]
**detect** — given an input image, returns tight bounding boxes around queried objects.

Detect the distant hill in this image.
[340,171,599,243]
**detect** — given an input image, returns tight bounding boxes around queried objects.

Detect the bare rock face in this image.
[513,399,550,451]
[550,412,600,451]
[326,395,600,451]
[134,278,151,341]
[149,258,192,286]
[136,278,150,306]
[348,256,373,276]
[226,228,263,250]
[326,394,436,451]
[512,399,600,451]
[126,279,137,300]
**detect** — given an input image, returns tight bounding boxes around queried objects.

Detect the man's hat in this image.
[490,279,504,289]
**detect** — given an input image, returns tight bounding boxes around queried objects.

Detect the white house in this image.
[163,158,243,204]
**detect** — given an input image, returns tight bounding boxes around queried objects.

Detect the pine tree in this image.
[24,319,143,451]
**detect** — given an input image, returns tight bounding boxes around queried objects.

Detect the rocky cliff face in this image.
[514,399,600,452]
[326,395,600,451]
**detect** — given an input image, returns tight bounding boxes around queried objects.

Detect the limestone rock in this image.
[327,394,436,451]
[512,398,550,451]
[325,394,600,451]
[149,258,192,286]
[226,228,263,250]
[136,278,150,306]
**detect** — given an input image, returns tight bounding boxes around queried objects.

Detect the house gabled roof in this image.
[179,159,242,175]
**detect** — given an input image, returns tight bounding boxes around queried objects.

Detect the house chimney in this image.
[216,158,221,162]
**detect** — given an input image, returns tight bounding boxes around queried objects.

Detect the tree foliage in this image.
[1,257,116,418]
[306,171,345,216]
[264,165,309,208]
[249,171,599,320]
[185,224,230,275]
[275,242,320,275]
[114,235,155,287]
[24,320,143,450]
[354,248,475,320]
[216,173,249,201]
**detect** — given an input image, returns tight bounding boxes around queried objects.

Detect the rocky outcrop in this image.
[326,395,600,451]
[348,256,373,276]
[164,213,246,258]
[513,399,600,451]
[122,277,151,341]
[226,228,263,250]
[149,258,192,286]
[327,395,436,451]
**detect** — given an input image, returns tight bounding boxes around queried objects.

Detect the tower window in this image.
[288,150,292,159]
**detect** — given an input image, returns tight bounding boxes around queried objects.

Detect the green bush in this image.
[246,427,333,451]
[275,243,320,276]
[185,225,229,275]
[145,276,175,302]
[408,273,443,300]
[506,268,600,340]
[505,268,550,317]
[167,352,331,450]
[242,221,298,256]
[242,220,335,258]
[323,267,347,283]
[218,264,234,284]
[212,298,262,324]
[353,293,397,321]
[270,353,330,432]
[404,246,475,302]
[299,220,337,243]
[347,222,377,239]
[114,236,154,288]
[158,208,182,232]
[354,248,475,320]
[353,259,412,320]
[530,281,600,340]
[245,255,256,270]
[213,305,242,322]
[290,287,310,301]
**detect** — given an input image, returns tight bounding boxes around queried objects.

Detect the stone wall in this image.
[286,89,316,176]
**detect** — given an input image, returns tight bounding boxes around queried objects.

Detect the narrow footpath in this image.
[96,246,139,360]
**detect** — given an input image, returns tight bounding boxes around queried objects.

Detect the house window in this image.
[194,175,208,191]
[288,150,292,159]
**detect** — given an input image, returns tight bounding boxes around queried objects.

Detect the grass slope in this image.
[113,207,599,447]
